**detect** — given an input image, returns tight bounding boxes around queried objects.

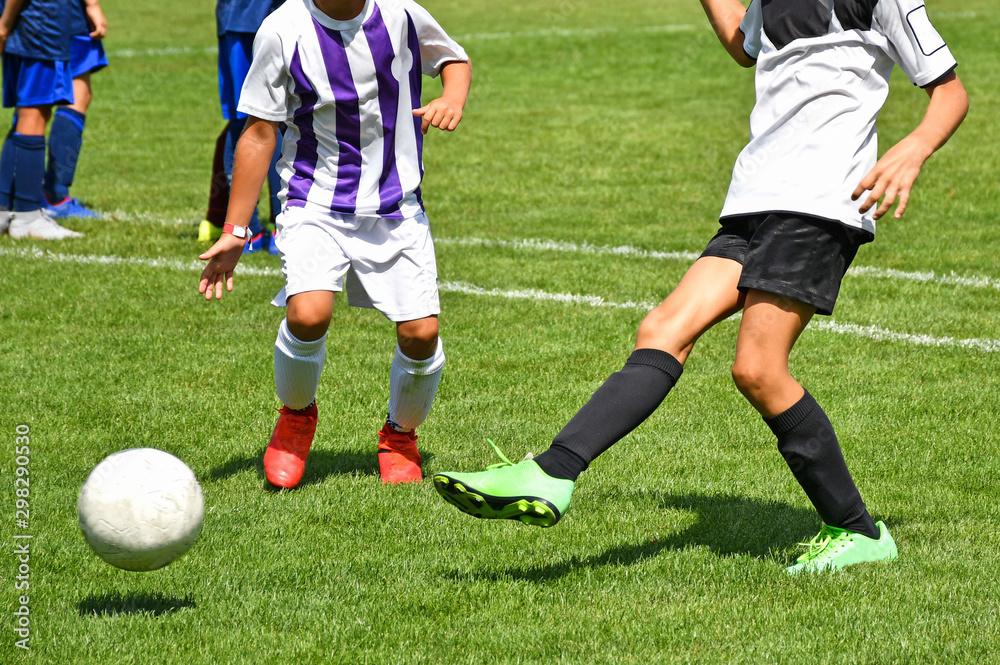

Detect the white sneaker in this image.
[0,209,10,235]
[8,209,84,239]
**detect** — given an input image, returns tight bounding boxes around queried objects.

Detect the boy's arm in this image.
[198,117,279,301]
[0,0,27,54]
[413,59,472,134]
[699,0,755,67]
[852,71,968,221]
[84,0,108,39]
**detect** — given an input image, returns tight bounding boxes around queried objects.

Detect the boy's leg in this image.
[732,289,877,536]
[434,257,745,524]
[732,289,894,571]
[43,75,93,213]
[534,256,746,480]
[9,106,49,210]
[267,131,282,227]
[265,290,334,488]
[6,106,82,239]
[0,122,17,230]
[204,125,230,231]
[264,130,282,254]
[380,315,444,484]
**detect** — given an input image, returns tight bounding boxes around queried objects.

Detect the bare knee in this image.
[731,356,770,404]
[287,311,331,341]
[15,107,51,135]
[396,316,439,360]
[286,292,334,341]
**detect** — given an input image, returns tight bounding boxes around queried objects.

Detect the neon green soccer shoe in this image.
[434,443,575,528]
[786,521,898,574]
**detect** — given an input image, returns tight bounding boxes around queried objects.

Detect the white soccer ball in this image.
[78,448,204,572]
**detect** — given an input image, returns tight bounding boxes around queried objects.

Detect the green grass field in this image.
[3,0,1000,662]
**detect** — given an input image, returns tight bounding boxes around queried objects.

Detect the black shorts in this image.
[700,212,874,316]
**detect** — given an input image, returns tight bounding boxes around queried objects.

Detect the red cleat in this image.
[263,403,318,488]
[377,423,422,484]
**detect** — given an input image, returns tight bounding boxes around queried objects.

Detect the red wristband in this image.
[222,223,251,242]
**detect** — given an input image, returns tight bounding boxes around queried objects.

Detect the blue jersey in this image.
[1,0,72,61]
[69,0,89,37]
[216,0,284,36]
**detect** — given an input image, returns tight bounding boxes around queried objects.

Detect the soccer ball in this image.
[78,448,204,572]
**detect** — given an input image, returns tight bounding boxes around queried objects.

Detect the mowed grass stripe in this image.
[4,244,998,352]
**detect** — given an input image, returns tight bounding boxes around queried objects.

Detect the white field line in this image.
[109,45,217,59]
[78,224,1000,292]
[4,244,998,353]
[0,245,282,277]
[107,24,699,59]
[436,236,1000,291]
[435,236,702,263]
[106,10,990,59]
[439,282,1000,353]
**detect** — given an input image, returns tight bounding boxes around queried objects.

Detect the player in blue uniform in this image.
[42,0,108,220]
[199,0,284,253]
[0,0,82,239]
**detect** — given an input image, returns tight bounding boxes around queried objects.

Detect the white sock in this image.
[387,339,445,431]
[274,318,327,410]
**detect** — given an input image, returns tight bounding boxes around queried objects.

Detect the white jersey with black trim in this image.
[720,0,957,232]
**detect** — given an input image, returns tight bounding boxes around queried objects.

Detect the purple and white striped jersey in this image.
[237,0,468,219]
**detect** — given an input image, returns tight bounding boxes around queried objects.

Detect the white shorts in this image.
[270,207,440,322]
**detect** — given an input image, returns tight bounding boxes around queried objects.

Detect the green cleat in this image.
[786,521,898,574]
[434,443,575,528]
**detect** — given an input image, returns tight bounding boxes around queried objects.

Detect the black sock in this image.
[764,391,879,539]
[534,348,683,481]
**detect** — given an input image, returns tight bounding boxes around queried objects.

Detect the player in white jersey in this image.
[197,0,471,488]
[434,0,968,574]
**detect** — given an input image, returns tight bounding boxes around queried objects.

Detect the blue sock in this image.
[0,128,16,209]
[9,133,46,212]
[44,107,86,203]
[226,117,260,235]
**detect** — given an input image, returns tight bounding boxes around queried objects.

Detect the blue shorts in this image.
[70,35,109,78]
[2,53,74,108]
[217,31,255,121]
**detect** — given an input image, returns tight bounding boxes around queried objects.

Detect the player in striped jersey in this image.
[198,0,471,488]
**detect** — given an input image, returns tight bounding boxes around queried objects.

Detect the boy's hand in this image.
[198,235,246,301]
[86,3,108,39]
[412,98,463,134]
[853,71,968,222]
[413,59,471,134]
[852,137,931,221]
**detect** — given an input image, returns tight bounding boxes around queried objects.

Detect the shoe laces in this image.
[484,439,515,470]
[796,525,851,561]
[484,440,535,469]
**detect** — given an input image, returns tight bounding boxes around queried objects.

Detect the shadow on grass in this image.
[206,449,435,487]
[442,491,821,583]
[78,592,196,617]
